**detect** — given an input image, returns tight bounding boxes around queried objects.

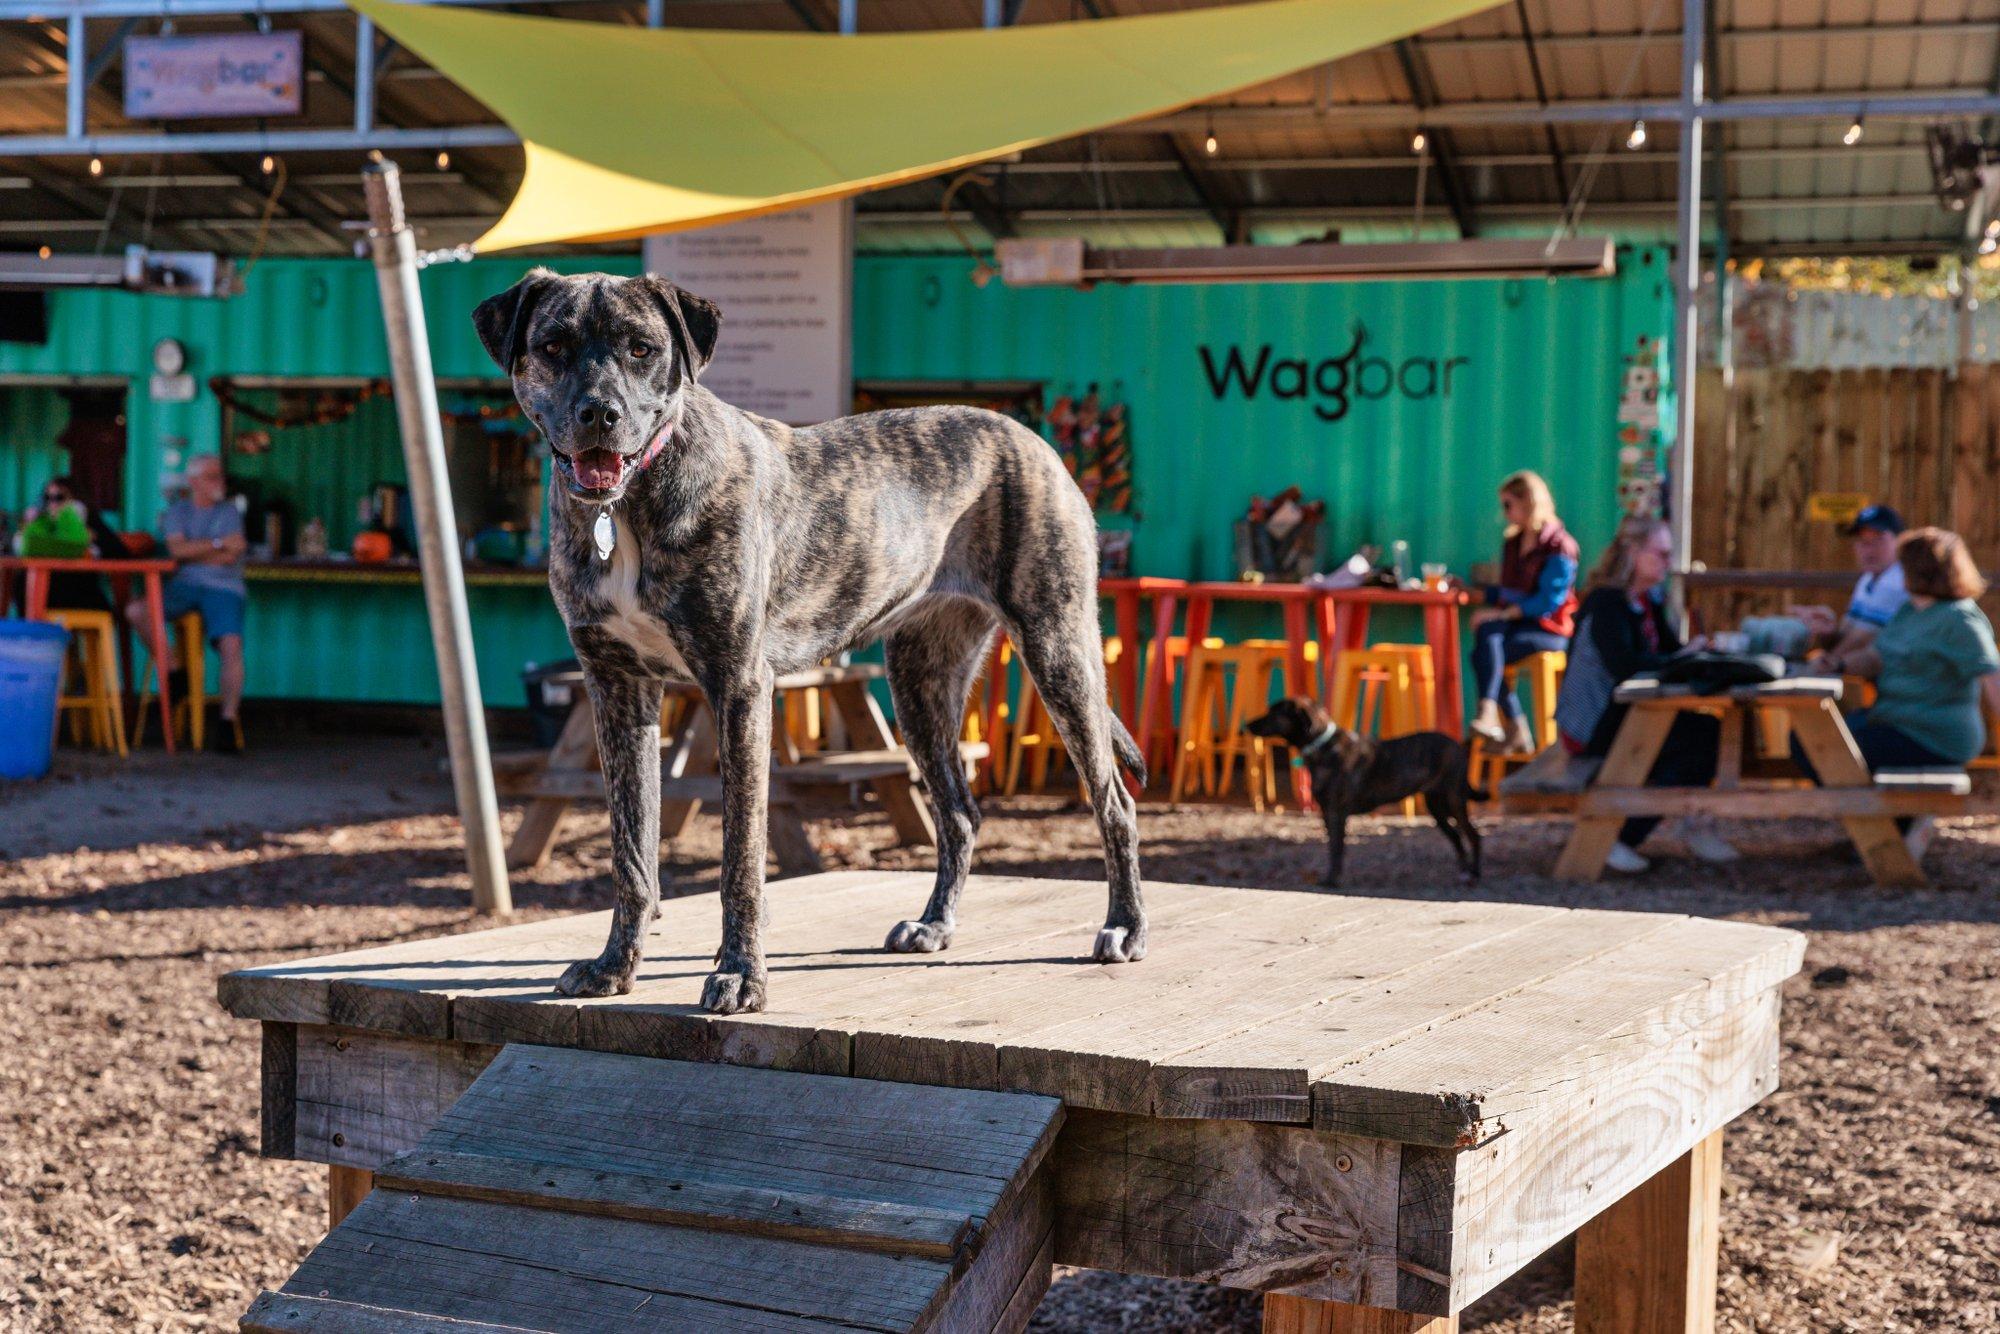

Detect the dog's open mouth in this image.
[566,447,626,492]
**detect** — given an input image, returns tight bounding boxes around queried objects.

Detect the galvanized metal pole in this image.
[362,160,512,916]
[353,15,376,133]
[1670,0,1705,600]
[66,11,86,139]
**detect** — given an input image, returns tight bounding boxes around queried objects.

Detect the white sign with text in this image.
[642,205,852,427]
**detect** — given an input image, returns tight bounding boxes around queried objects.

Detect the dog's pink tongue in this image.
[575,448,624,490]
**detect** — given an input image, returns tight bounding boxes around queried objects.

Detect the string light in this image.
[1203,114,1218,157]
[1843,117,1864,146]
[1411,130,1427,154]
[37,245,51,259]
[435,149,451,171]
[1625,120,1647,150]
[261,153,277,176]
[88,156,103,177]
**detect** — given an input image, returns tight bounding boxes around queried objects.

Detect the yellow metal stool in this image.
[1328,644,1438,815]
[136,611,210,750]
[1141,633,1224,778]
[1003,638,1127,797]
[1467,650,1566,799]
[1170,639,1306,810]
[48,609,128,757]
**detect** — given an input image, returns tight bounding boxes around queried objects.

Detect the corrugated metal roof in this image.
[8,0,2000,257]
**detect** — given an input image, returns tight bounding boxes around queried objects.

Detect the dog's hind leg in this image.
[1011,608,1147,963]
[882,599,998,953]
[1424,790,1480,882]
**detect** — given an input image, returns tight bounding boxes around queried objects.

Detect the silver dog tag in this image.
[593,509,615,562]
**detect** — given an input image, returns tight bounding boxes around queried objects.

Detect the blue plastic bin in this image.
[0,620,70,780]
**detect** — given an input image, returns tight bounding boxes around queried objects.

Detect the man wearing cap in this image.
[1788,504,1908,661]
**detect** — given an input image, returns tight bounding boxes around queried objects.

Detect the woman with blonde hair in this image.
[1552,517,1734,872]
[1469,470,1579,751]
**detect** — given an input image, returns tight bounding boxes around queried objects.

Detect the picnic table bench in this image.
[1502,677,1978,886]
[221,870,1804,1331]
[494,663,984,877]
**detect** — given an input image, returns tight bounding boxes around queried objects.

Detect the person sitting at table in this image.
[1787,504,1908,662]
[1806,527,2000,775]
[1469,470,1579,752]
[15,476,126,613]
[126,454,247,753]
[1552,516,1739,874]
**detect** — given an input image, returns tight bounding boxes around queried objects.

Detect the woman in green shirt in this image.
[1819,527,2000,769]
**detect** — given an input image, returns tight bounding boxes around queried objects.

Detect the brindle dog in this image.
[475,269,1147,1014]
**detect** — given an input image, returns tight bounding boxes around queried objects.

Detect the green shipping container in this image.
[0,247,1670,708]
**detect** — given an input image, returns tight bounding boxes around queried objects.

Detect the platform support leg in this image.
[1262,1295,1457,1333]
[1575,1128,1723,1334]
[328,1165,374,1231]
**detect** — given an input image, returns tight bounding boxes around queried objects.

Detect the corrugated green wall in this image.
[851,246,1673,589]
[0,386,71,515]
[0,248,1670,706]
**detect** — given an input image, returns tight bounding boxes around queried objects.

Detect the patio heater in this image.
[362,160,513,917]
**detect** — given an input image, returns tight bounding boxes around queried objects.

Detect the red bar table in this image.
[0,555,178,754]
[1311,585,1474,739]
[1098,576,1187,737]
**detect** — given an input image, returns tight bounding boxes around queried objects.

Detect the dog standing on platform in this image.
[475,269,1147,1014]
[1246,696,1485,888]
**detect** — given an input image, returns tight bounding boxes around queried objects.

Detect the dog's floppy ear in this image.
[636,275,722,380]
[472,267,557,373]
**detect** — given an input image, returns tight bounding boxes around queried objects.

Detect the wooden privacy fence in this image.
[1691,364,2000,626]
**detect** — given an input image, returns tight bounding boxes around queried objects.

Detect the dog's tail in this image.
[1109,711,1148,787]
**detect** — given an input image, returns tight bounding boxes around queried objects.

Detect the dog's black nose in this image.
[577,400,621,429]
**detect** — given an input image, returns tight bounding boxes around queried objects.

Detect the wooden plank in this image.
[1573,785,1972,819]
[831,678,937,846]
[261,1021,296,1160]
[1313,918,1804,1144]
[1445,992,1776,1312]
[504,694,598,871]
[243,1290,541,1333]
[1789,698,1928,886]
[1554,704,1677,880]
[376,1149,977,1259]
[1155,908,1681,1134]
[1262,1295,1456,1333]
[933,1169,1054,1334]
[295,1026,499,1168]
[1048,1107,1405,1309]
[292,1192,952,1333]
[328,1165,372,1230]
[407,1047,1062,1237]
[1573,1128,1724,1334]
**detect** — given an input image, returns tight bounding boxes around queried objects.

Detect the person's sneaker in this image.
[1605,842,1651,874]
[1683,827,1742,864]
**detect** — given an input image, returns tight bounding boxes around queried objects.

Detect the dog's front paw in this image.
[885,919,952,953]
[1091,923,1147,963]
[555,953,636,998]
[700,965,768,1015]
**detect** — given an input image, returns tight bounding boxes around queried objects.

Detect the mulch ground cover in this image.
[3,732,1995,1331]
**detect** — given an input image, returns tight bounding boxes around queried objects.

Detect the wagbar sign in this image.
[125,33,304,120]
[1198,324,1470,423]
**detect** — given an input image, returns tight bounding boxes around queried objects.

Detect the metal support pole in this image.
[353,15,376,133]
[1670,0,1705,605]
[647,0,664,25]
[66,11,86,139]
[362,161,512,917]
[839,0,856,34]
[983,0,1000,27]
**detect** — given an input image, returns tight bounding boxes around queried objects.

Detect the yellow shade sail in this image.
[348,0,1498,253]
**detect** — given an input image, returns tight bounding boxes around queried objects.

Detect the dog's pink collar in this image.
[631,419,674,474]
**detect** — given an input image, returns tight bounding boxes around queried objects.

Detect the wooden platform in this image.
[223,872,1803,1324]
[245,1046,1060,1332]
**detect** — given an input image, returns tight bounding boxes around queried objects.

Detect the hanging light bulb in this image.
[88,156,103,177]
[37,245,51,260]
[1203,114,1218,157]
[261,153,276,176]
[1625,120,1647,151]
[1411,130,1427,154]
[435,149,451,171]
[1843,117,1864,146]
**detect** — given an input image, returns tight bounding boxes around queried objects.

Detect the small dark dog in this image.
[1246,696,1485,887]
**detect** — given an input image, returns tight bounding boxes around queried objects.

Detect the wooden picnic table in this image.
[495,662,977,875]
[221,869,1804,1331]
[1552,676,1974,887]
[0,555,178,754]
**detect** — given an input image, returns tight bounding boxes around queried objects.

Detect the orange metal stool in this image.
[1467,649,1566,799]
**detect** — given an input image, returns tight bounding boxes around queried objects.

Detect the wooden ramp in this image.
[241,1046,1062,1333]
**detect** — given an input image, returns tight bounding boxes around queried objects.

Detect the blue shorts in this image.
[161,577,247,642]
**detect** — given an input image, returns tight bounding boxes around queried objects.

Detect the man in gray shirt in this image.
[127,453,248,750]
